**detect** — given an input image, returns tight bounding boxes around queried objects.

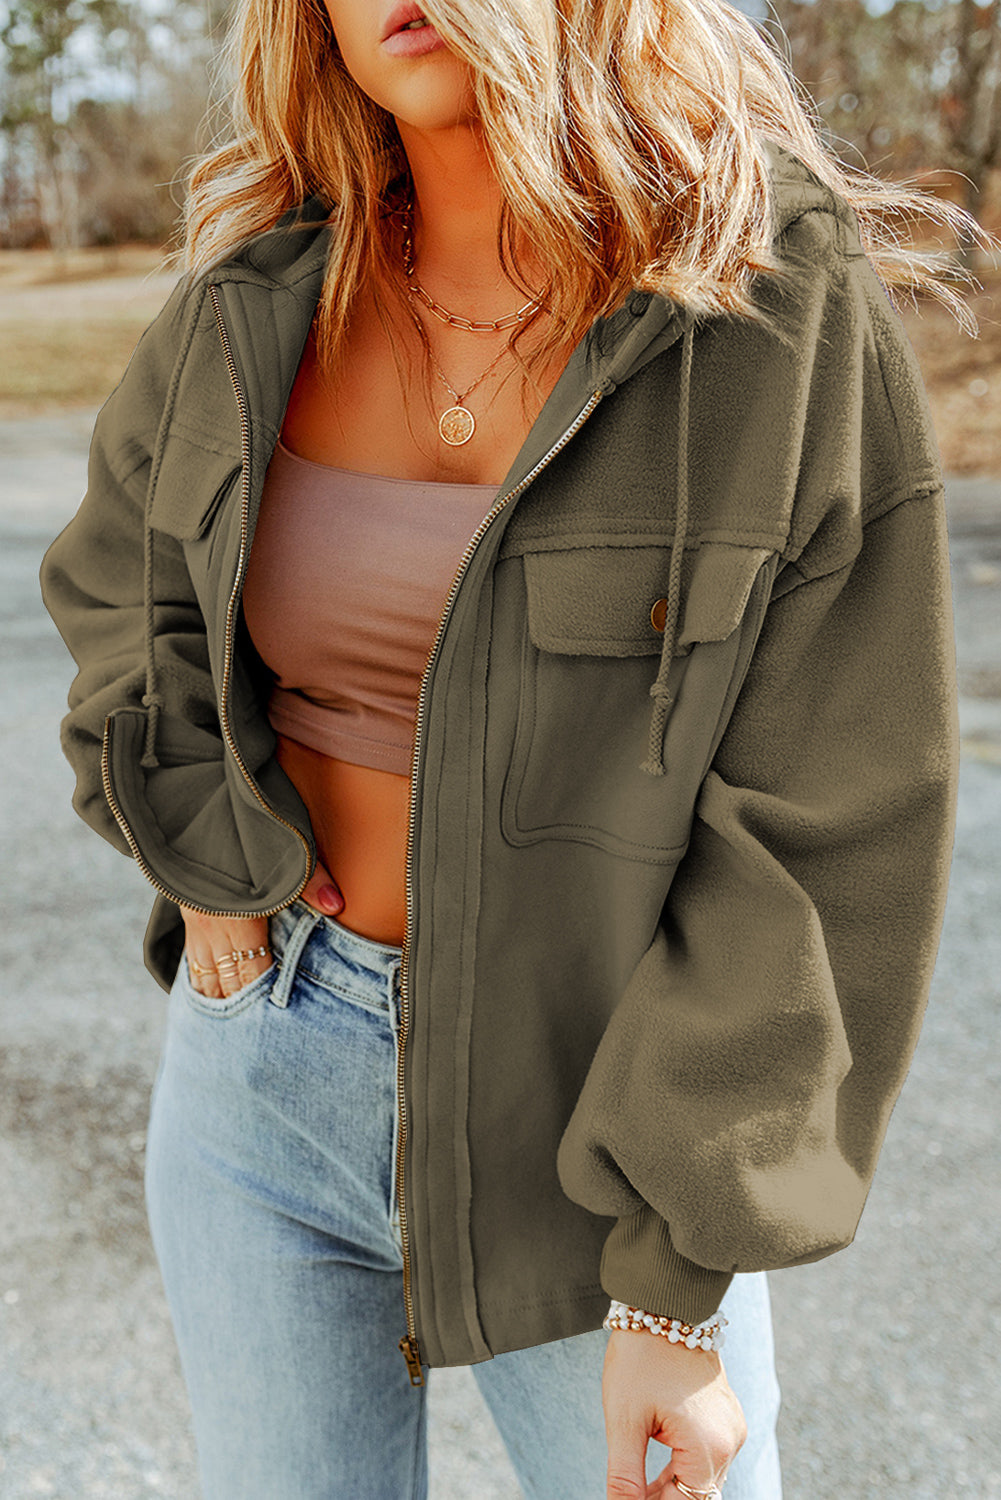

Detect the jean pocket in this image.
[177,951,278,1019]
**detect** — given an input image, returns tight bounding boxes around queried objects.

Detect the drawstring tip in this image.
[140,691,164,770]
[639,689,673,777]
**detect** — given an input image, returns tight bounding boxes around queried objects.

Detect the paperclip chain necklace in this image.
[400,195,547,447]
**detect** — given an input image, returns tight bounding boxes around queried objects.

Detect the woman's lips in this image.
[381,19,446,56]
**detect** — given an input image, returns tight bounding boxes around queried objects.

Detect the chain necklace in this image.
[400,196,545,331]
[399,196,546,446]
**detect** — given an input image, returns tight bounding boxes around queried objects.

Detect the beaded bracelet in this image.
[602,1299,728,1352]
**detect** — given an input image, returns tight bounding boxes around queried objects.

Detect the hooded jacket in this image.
[40,139,958,1377]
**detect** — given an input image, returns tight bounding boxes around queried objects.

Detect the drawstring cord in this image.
[639,312,694,777]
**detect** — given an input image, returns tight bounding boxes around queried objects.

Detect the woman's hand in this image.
[603,1330,746,1499]
[181,861,345,998]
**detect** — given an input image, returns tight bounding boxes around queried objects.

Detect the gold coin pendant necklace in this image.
[400,196,546,447]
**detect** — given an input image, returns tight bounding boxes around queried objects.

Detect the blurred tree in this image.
[939,0,1001,238]
[0,0,229,247]
[0,0,129,245]
[767,0,1001,260]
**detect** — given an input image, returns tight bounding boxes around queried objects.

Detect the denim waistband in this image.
[268,898,403,1011]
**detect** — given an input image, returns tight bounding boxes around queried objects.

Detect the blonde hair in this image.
[181,0,993,417]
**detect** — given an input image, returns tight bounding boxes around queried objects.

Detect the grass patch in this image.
[0,317,155,407]
[0,244,169,289]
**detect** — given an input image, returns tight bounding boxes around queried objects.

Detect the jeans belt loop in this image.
[269,906,322,1008]
[389,958,403,1039]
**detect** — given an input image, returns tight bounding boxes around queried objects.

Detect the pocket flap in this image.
[522,542,773,656]
[523,544,675,656]
[149,430,242,541]
[676,543,774,651]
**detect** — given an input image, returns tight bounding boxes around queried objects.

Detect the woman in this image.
[40,0,985,1493]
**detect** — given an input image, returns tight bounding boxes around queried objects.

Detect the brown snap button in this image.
[650,597,668,633]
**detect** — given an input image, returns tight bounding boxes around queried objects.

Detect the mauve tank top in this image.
[241,438,500,775]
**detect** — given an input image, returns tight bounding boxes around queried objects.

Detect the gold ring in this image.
[230,946,270,963]
[188,957,216,978]
[673,1481,724,1500]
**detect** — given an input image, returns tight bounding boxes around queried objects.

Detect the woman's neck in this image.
[395,118,546,312]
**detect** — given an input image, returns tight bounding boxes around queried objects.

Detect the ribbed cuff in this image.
[600,1204,733,1325]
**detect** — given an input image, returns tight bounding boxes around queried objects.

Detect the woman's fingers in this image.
[193,939,271,998]
[300,860,345,916]
[604,1410,651,1497]
[185,944,224,999]
[180,907,272,998]
[219,943,272,997]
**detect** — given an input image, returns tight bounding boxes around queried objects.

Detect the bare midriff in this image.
[275,732,412,947]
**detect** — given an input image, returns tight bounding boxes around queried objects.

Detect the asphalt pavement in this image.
[1,413,998,1498]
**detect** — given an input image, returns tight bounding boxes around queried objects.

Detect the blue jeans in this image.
[145,899,782,1499]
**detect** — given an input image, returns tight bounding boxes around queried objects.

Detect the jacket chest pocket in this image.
[499,541,774,862]
[148,431,243,542]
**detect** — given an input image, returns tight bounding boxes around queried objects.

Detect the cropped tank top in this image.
[241,439,500,775]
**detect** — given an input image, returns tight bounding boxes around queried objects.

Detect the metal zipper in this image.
[97,285,314,920]
[395,386,605,1384]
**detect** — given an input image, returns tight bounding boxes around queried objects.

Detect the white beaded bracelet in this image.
[602,1299,728,1352]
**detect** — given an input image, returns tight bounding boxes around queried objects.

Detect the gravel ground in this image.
[1,415,998,1498]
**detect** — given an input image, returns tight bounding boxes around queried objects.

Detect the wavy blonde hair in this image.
[181,0,993,414]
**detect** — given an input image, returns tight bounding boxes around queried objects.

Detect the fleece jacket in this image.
[39,138,958,1373]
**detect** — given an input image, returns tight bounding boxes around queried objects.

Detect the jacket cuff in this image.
[600,1204,733,1325]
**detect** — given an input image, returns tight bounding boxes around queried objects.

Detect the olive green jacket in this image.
[39,140,958,1373]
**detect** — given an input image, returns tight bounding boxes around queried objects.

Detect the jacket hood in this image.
[144,139,862,780]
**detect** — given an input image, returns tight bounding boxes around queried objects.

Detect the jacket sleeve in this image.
[556,242,959,1326]
[39,275,218,857]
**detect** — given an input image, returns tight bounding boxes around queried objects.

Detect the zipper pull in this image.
[398,1333,425,1387]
